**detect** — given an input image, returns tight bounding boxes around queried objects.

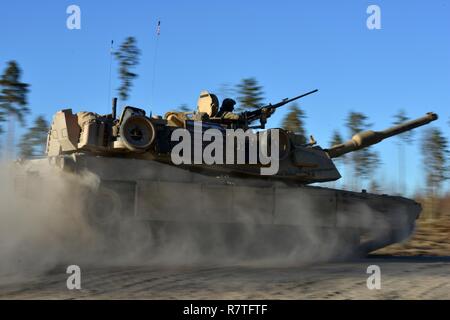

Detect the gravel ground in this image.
[1,256,450,300]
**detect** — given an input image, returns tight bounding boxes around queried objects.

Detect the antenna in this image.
[112,97,117,120]
[108,40,114,111]
[150,19,161,107]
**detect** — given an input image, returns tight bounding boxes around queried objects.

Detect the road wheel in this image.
[85,185,122,237]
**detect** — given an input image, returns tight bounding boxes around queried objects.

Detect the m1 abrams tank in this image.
[21,90,439,258]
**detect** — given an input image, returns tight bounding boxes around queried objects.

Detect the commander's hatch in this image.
[197,91,219,117]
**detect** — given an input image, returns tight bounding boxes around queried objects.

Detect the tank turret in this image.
[45,92,439,185]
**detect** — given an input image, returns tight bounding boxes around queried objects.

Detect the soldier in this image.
[216,98,241,120]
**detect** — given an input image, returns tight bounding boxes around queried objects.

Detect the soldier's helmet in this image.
[221,98,237,112]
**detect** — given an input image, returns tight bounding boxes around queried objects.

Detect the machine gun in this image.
[241,89,318,129]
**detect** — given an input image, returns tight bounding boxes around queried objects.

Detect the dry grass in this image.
[375,208,450,256]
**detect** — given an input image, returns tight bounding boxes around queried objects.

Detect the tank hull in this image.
[19,154,421,257]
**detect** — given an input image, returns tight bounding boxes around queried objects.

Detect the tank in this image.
[18,91,439,258]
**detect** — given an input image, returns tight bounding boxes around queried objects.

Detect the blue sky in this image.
[1,0,449,194]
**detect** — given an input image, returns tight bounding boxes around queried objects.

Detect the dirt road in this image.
[1,256,449,299]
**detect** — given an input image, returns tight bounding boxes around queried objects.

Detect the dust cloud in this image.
[0,160,101,283]
[0,159,408,285]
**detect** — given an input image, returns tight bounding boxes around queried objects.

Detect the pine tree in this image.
[329,129,346,162]
[393,109,414,143]
[235,78,264,111]
[393,109,414,194]
[0,61,30,156]
[329,129,344,147]
[421,127,449,194]
[217,83,235,100]
[345,111,380,186]
[0,61,29,124]
[18,115,49,158]
[114,37,141,101]
[421,127,449,218]
[281,103,307,144]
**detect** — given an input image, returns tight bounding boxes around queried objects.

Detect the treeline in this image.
[1,37,448,214]
[0,61,48,158]
[0,36,142,159]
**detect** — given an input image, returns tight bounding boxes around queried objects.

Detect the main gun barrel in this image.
[326,112,438,158]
